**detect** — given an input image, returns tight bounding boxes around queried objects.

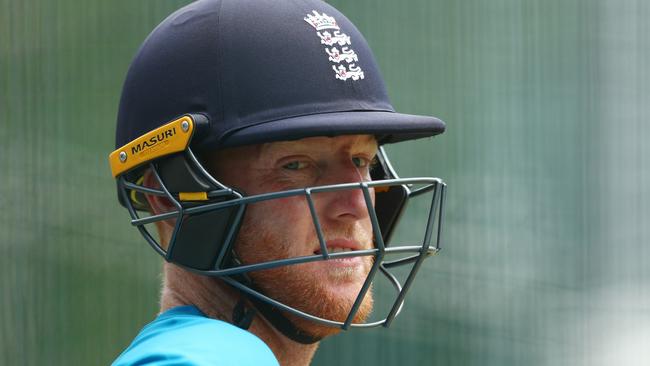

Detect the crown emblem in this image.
[304,11,339,31]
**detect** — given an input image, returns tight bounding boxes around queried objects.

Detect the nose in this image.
[318,162,374,224]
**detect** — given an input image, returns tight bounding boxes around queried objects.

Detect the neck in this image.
[249,314,320,366]
[161,263,319,365]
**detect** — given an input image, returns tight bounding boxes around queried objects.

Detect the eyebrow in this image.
[261,136,377,155]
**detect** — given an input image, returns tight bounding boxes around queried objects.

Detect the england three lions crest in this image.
[304,11,364,82]
[326,47,358,63]
[333,64,365,81]
[317,31,351,47]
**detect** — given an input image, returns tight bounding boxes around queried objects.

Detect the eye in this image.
[282,161,308,170]
[352,156,370,168]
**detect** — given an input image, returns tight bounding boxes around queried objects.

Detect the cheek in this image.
[236,196,315,262]
[259,196,309,229]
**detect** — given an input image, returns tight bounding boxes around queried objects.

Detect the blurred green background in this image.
[2,0,649,365]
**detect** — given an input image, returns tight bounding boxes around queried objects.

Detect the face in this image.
[210,134,378,338]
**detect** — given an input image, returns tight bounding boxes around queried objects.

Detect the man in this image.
[109,0,446,364]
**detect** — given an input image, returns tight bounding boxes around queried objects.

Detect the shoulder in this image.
[112,306,279,366]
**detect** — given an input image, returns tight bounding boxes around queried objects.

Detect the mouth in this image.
[313,238,362,256]
[310,238,370,284]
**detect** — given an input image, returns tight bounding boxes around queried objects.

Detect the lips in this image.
[314,238,362,255]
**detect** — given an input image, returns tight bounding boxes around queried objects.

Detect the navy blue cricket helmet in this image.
[110,0,446,340]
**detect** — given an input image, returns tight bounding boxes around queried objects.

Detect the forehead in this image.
[260,134,377,157]
[212,134,377,166]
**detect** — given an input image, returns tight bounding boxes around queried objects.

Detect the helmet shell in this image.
[116,0,444,151]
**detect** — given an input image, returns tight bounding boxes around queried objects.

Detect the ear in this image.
[142,170,176,239]
[142,170,175,215]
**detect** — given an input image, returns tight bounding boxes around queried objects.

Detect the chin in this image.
[249,259,375,339]
[287,286,375,340]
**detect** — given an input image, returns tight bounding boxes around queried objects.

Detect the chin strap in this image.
[227,256,323,344]
[230,285,323,344]
[245,291,323,344]
[232,296,256,330]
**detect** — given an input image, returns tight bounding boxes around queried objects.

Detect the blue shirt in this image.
[112,306,279,365]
